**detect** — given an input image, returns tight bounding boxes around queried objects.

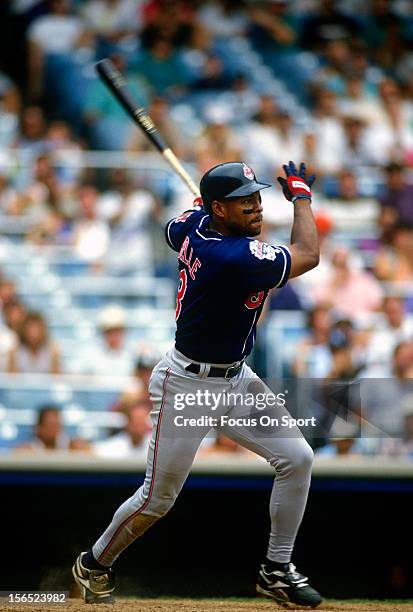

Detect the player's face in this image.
[220,191,263,237]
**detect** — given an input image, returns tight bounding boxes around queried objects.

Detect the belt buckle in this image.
[225,363,240,379]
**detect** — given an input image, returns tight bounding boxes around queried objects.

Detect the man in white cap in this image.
[81,304,134,377]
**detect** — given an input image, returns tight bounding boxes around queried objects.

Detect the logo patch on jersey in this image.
[242,163,254,180]
[249,240,278,261]
[175,211,194,223]
[245,290,265,310]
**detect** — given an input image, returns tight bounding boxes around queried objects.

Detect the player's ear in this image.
[211,200,225,218]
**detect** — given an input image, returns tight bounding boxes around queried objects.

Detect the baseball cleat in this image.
[256,562,323,608]
[72,552,115,604]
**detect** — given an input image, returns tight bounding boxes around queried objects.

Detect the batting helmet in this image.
[200,162,271,214]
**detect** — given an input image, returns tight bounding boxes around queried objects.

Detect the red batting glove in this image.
[277,161,315,203]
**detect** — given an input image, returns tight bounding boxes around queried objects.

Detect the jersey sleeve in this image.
[164,209,206,252]
[231,239,291,291]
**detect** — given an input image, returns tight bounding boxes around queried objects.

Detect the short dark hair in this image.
[385,162,404,174]
[36,405,59,426]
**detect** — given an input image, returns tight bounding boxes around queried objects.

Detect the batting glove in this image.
[277,161,315,203]
[193,196,203,209]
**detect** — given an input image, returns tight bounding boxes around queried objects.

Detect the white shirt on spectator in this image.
[28,15,85,53]
[242,123,304,176]
[311,117,345,174]
[80,342,134,377]
[315,196,379,230]
[82,0,142,35]
[100,189,155,271]
[366,317,413,368]
[74,219,110,262]
[199,2,247,37]
[94,431,150,458]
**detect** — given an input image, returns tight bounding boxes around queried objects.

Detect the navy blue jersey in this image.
[165,209,291,364]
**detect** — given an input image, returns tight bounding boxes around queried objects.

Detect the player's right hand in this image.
[277,161,315,203]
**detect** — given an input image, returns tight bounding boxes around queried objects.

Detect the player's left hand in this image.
[277,161,315,203]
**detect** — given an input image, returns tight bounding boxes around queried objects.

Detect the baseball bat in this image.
[95,58,200,197]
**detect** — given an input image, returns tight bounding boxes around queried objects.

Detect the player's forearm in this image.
[290,200,319,270]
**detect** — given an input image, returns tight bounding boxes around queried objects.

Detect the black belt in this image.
[185,360,244,379]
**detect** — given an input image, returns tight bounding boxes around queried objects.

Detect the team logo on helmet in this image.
[242,163,254,180]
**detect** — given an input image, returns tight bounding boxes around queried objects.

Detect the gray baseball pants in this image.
[92,347,314,567]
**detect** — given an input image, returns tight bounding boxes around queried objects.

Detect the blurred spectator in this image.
[81,0,142,47]
[0,68,21,147]
[225,73,261,124]
[374,222,413,282]
[73,184,109,265]
[366,296,413,368]
[0,300,25,371]
[378,394,413,459]
[192,53,231,91]
[363,0,406,71]
[115,348,161,412]
[141,0,206,50]
[0,171,23,215]
[15,105,46,154]
[293,304,332,378]
[248,1,299,54]
[314,320,365,445]
[83,53,151,150]
[374,79,413,162]
[94,402,151,458]
[80,304,134,377]
[7,311,61,374]
[359,341,413,441]
[378,162,413,226]
[195,106,242,173]
[317,39,351,91]
[2,300,26,336]
[339,115,381,168]
[27,0,90,100]
[325,320,365,380]
[44,120,84,188]
[337,73,382,125]
[28,209,72,245]
[312,246,383,318]
[131,36,190,96]
[24,153,62,214]
[0,279,18,310]
[318,169,378,229]
[310,87,344,174]
[199,0,248,39]
[0,68,21,115]
[100,169,158,273]
[16,405,89,451]
[316,419,363,457]
[299,0,361,51]
[243,95,304,175]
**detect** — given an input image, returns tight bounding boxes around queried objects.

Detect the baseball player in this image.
[73,161,322,608]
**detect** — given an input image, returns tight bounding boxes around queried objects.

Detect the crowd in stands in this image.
[1,0,413,459]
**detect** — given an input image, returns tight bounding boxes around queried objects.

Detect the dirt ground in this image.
[1,599,413,612]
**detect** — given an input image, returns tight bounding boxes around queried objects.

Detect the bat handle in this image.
[163,148,200,197]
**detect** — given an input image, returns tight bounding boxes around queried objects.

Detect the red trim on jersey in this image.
[98,367,171,563]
